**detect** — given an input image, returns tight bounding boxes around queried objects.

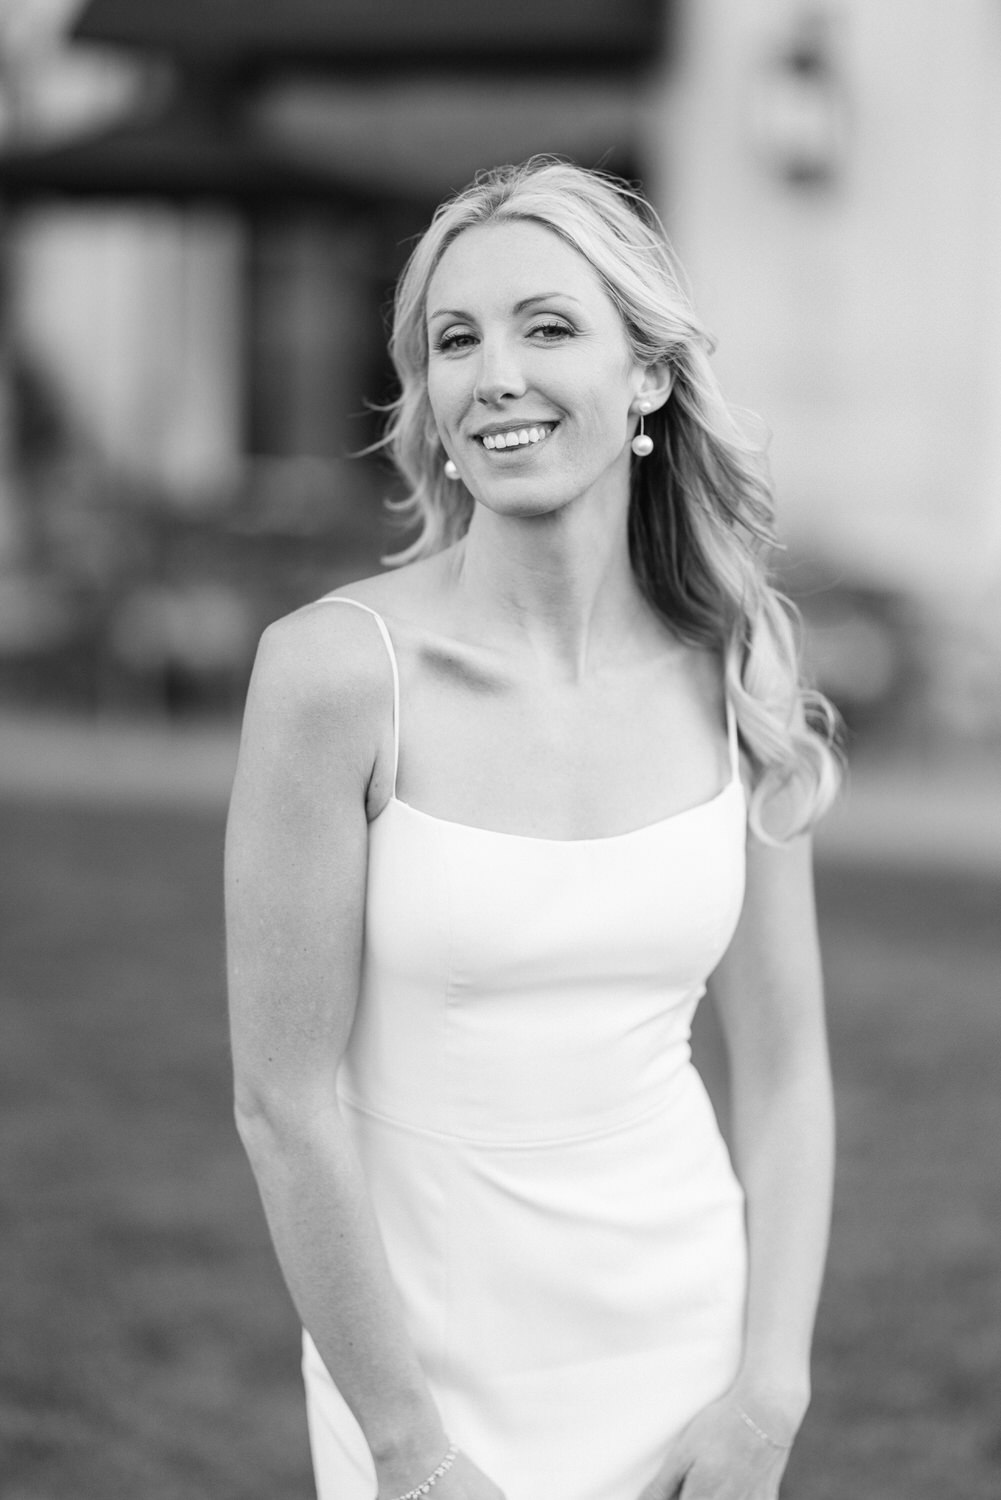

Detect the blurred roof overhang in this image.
[72,0,672,79]
[0,0,671,210]
[0,69,416,214]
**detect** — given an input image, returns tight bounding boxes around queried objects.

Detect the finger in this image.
[637,1454,690,1500]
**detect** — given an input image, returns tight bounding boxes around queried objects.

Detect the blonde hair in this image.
[378,157,842,839]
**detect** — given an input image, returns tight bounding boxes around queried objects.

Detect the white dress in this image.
[302,598,748,1500]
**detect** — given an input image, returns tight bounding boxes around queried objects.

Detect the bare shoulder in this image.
[234,558,447,811]
[231,593,396,815]
[246,603,372,734]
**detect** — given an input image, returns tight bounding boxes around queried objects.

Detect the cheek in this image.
[426,366,466,432]
[574,351,637,424]
[425,368,444,417]
[575,384,630,445]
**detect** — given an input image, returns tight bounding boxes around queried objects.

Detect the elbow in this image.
[233,1080,286,1176]
[729,1027,835,1129]
[232,1074,341,1169]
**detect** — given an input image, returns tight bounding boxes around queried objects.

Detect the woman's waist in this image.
[336,1049,717,1148]
[341,978,707,1144]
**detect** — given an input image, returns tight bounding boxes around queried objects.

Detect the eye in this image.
[432,327,477,354]
[528,318,574,342]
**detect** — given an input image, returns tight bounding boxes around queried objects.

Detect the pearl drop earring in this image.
[631,404,654,458]
[443,458,459,481]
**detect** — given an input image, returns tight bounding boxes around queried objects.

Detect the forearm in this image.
[729,1037,835,1430]
[237,1096,447,1489]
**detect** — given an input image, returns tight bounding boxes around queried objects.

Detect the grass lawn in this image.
[2,799,998,1500]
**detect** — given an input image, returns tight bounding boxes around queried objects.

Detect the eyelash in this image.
[531,319,574,342]
[433,319,575,354]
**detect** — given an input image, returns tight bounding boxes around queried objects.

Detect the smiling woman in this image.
[423,223,664,527]
[225,158,842,1500]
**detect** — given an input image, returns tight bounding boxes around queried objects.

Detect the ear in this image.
[633,362,674,415]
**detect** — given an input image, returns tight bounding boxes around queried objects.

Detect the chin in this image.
[470,472,589,519]
[473,491,575,522]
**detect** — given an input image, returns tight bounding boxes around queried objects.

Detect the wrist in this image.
[377,1441,459,1500]
[370,1419,451,1499]
[728,1370,811,1445]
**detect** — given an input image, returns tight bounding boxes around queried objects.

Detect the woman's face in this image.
[425,219,646,521]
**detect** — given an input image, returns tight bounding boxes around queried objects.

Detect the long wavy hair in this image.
[377,157,841,839]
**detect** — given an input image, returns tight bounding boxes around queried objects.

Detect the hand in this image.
[437,1451,508,1500]
[638,1396,793,1500]
[380,1449,507,1500]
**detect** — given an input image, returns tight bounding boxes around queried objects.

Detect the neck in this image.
[448,494,651,680]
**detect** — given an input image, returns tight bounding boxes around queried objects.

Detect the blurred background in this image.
[1,3,999,1498]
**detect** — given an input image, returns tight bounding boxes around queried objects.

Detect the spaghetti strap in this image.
[725,695,740,782]
[317,596,400,794]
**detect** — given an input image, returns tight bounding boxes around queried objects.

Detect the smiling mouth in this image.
[477,422,558,451]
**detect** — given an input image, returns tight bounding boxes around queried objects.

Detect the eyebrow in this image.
[427,293,585,322]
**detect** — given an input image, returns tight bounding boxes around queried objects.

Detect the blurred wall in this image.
[648,0,1001,603]
[12,205,243,491]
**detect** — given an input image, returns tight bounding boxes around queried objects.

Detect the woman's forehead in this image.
[426,220,610,317]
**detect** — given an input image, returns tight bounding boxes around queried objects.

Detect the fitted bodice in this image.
[339,784,746,1146]
[322,596,748,1148]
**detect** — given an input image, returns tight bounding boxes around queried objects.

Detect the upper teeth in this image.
[482,425,553,450]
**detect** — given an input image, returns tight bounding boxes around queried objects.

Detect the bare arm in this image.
[711,831,835,1435]
[225,608,479,1497]
[639,829,834,1499]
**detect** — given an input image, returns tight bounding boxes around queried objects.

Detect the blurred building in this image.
[650,1,1001,741]
[0,0,999,739]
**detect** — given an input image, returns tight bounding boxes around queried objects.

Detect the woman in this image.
[225,158,840,1500]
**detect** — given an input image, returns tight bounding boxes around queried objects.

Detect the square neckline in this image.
[322,594,745,846]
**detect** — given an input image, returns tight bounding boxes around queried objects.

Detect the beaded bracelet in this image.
[735,1405,792,1451]
[387,1441,460,1500]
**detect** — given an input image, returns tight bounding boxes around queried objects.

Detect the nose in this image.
[472,335,527,406]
